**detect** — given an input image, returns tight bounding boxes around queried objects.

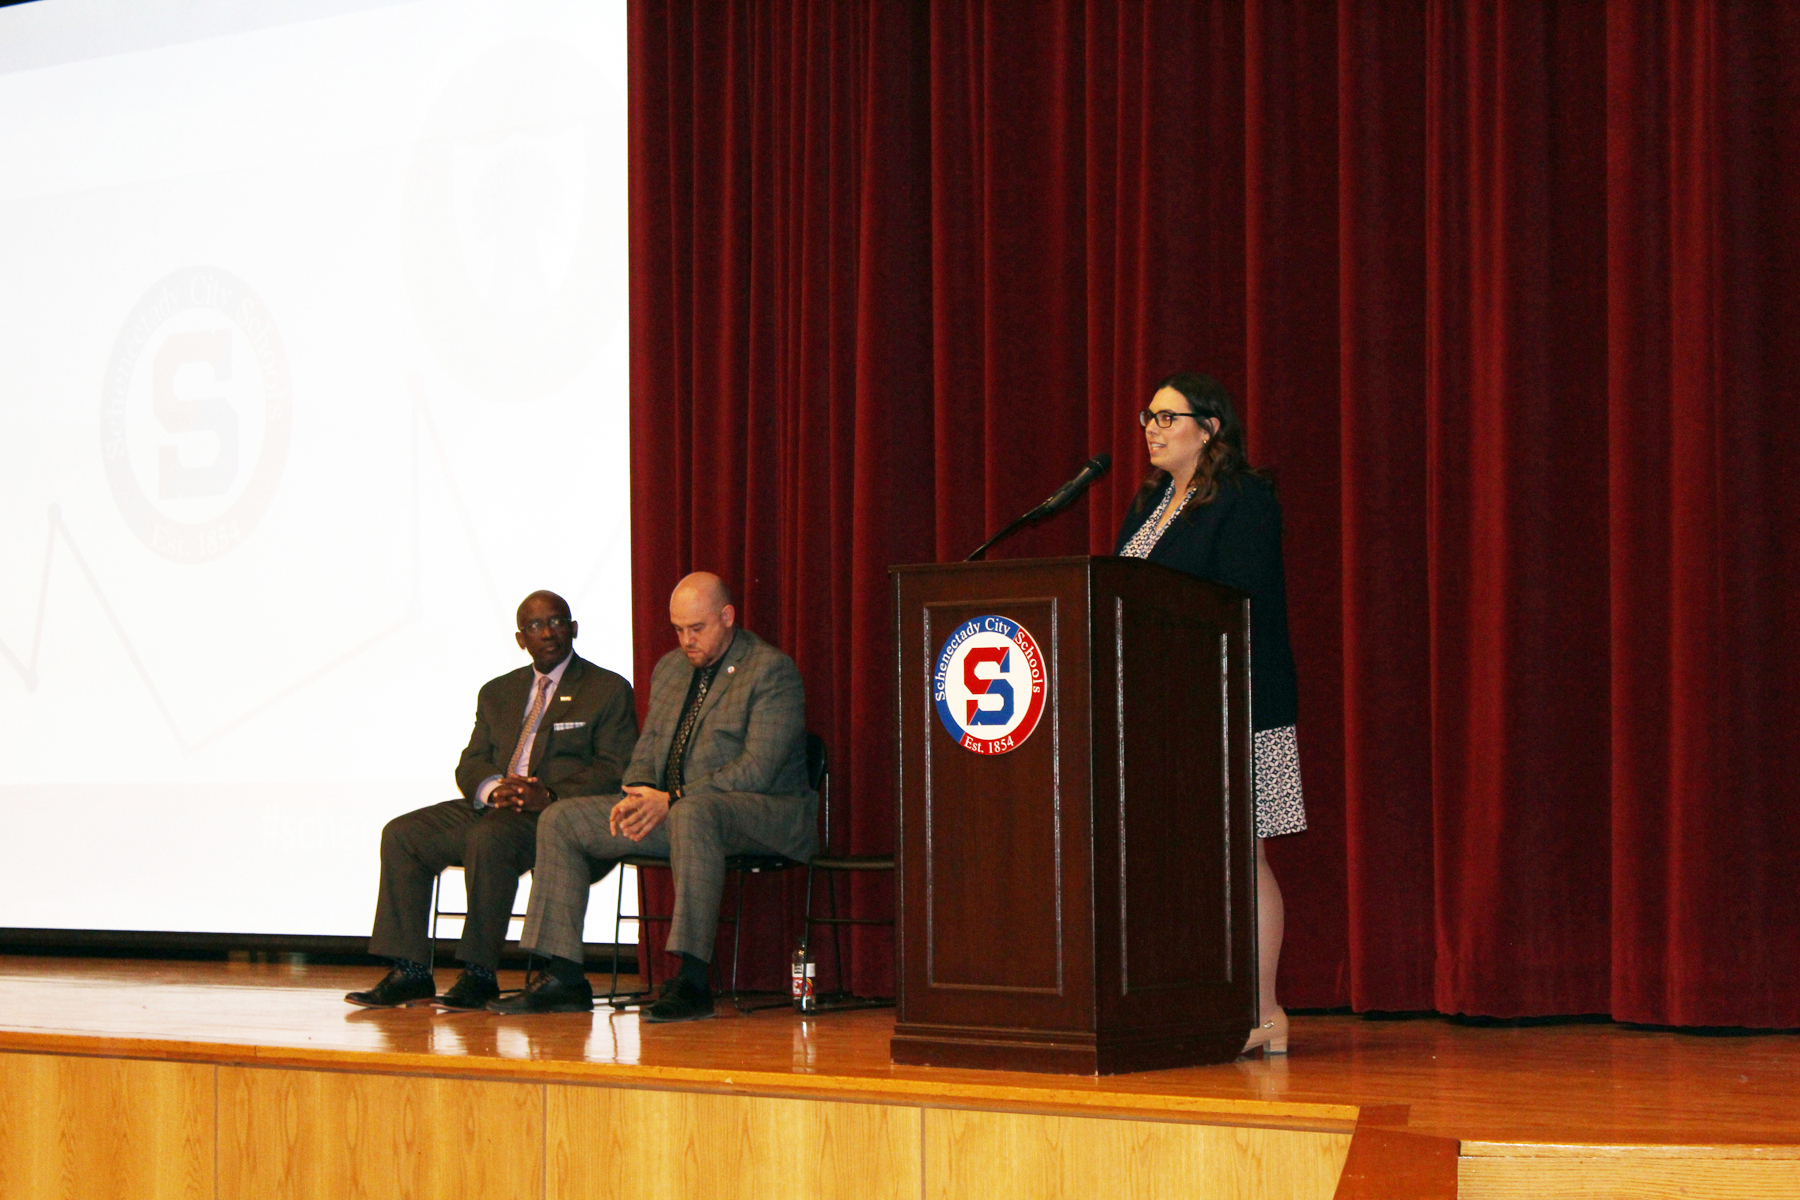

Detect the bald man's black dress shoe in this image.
[642,976,714,1023]
[487,970,593,1014]
[345,968,436,1008]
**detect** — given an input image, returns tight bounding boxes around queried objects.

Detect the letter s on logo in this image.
[154,328,238,500]
[964,647,1015,726]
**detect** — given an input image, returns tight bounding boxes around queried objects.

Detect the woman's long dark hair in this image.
[1130,371,1259,516]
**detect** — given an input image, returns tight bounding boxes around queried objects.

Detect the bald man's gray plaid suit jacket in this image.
[520,627,818,963]
[624,627,815,806]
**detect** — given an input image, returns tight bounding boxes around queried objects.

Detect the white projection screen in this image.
[0,0,635,943]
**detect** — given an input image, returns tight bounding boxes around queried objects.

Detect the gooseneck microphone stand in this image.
[964,452,1113,562]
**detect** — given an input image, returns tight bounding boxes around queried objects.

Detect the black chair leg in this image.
[827,868,846,997]
[606,865,659,1010]
[638,866,652,988]
[427,871,439,975]
[609,865,626,999]
[801,862,817,961]
[729,868,747,1001]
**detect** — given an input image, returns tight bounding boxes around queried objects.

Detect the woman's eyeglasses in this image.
[1138,409,1205,429]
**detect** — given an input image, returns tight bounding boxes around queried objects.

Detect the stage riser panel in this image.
[0,1052,1355,1200]
[12,1045,1796,1200]
[0,1053,213,1200]
[550,1088,921,1199]
[926,1109,1351,1200]
[218,1067,543,1200]
[1461,1155,1800,1200]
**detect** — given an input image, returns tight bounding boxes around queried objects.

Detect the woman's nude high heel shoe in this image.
[1241,1008,1289,1057]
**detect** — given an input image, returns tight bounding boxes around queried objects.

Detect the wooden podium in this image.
[890,555,1256,1074]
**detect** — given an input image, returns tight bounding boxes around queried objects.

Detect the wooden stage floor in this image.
[1,954,1794,1146]
[3,955,1799,1199]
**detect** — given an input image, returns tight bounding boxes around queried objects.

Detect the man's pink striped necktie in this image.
[509,676,555,776]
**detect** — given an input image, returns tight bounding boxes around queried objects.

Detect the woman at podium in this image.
[1115,371,1304,1058]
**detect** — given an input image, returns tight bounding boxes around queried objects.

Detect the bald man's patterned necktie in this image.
[509,676,556,777]
[664,661,720,793]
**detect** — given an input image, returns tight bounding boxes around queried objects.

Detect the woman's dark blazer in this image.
[1112,473,1299,733]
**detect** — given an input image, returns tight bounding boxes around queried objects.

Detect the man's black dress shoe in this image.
[487,970,593,1014]
[642,976,714,1024]
[433,970,501,1011]
[344,968,436,1008]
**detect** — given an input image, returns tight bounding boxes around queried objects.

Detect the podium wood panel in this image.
[548,1087,920,1200]
[217,1066,542,1200]
[0,1052,212,1200]
[920,594,1079,1005]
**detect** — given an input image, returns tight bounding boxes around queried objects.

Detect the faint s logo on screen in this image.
[100,267,291,563]
[403,38,626,403]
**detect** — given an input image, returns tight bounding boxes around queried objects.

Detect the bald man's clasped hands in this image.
[491,572,819,1022]
[603,575,734,844]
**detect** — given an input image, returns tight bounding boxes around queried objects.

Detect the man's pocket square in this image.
[553,721,586,731]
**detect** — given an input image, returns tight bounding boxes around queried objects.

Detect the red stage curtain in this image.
[1605,1,1800,1026]
[626,0,1800,1025]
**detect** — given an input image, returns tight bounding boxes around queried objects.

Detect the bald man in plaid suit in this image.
[493,572,817,1022]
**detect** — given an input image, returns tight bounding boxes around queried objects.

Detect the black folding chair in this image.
[797,735,895,1010]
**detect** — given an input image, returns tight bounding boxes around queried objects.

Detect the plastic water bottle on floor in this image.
[791,938,816,1012]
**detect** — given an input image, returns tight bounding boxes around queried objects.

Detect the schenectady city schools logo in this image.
[934,615,1047,755]
[101,266,291,563]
